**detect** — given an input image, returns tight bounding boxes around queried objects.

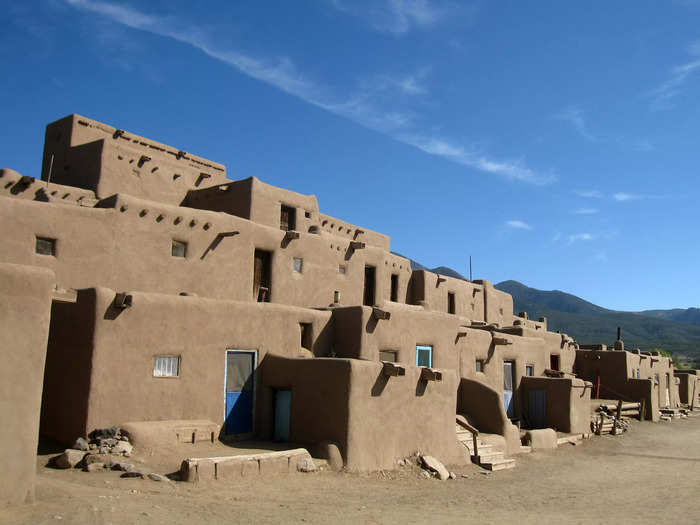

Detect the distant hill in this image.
[495,280,700,365]
[392,253,468,280]
[638,308,700,326]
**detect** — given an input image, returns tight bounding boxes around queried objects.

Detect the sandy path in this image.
[2,415,700,525]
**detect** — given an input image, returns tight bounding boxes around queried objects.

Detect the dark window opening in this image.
[300,323,312,350]
[280,205,296,232]
[526,365,534,377]
[550,354,560,371]
[390,274,399,302]
[35,236,56,256]
[476,359,484,373]
[363,265,376,306]
[448,292,456,314]
[254,249,272,302]
[172,240,187,258]
[304,210,311,219]
[379,350,397,362]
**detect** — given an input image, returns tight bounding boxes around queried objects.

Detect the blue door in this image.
[529,390,546,428]
[274,390,291,441]
[503,361,515,418]
[416,345,433,367]
[225,351,255,435]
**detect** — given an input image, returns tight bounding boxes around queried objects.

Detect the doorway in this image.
[503,360,515,418]
[273,389,291,441]
[253,249,272,302]
[363,265,376,306]
[225,350,256,435]
[550,354,560,371]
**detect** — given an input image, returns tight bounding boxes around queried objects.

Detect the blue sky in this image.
[2,1,699,311]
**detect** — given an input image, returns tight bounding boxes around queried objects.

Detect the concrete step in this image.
[474,452,505,464]
[518,445,532,454]
[480,458,516,471]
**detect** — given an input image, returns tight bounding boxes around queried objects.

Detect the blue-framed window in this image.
[416,345,433,368]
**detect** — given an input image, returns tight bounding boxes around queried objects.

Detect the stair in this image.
[456,424,516,471]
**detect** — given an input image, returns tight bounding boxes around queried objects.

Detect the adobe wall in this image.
[41,287,333,444]
[519,377,592,434]
[0,192,413,309]
[574,349,675,419]
[674,371,699,406]
[0,263,54,504]
[41,115,228,205]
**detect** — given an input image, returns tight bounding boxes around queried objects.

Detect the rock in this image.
[296,458,317,473]
[112,441,133,456]
[420,455,449,481]
[84,453,111,464]
[111,462,134,472]
[54,449,87,469]
[397,459,406,466]
[98,438,118,448]
[449,472,456,480]
[121,471,145,479]
[86,462,105,472]
[90,426,120,440]
[73,437,89,451]
[420,471,432,479]
[89,444,97,450]
[147,473,169,482]
[98,446,110,455]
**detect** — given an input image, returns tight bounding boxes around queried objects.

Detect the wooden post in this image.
[616,399,623,420]
[639,398,646,421]
[691,378,697,411]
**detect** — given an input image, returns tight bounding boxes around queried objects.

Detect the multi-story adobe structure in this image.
[0,113,633,501]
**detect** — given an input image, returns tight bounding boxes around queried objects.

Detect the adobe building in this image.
[0,114,606,497]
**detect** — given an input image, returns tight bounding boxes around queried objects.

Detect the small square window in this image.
[35,236,56,256]
[526,365,534,377]
[172,240,187,258]
[476,359,485,373]
[305,211,311,219]
[293,257,303,273]
[153,356,180,377]
[339,265,346,275]
[379,350,397,362]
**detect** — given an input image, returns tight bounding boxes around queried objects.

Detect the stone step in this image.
[480,458,516,471]
[518,445,532,454]
[473,452,505,464]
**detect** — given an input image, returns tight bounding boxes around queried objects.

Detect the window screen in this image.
[172,240,187,258]
[476,360,484,372]
[379,350,397,362]
[227,352,254,392]
[153,356,180,377]
[35,237,56,256]
[293,258,303,273]
[416,345,432,368]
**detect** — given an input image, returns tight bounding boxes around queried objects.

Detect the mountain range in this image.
[394,253,700,366]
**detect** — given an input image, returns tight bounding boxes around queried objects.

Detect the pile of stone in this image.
[52,427,168,482]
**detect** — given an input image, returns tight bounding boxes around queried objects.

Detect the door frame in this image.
[223,349,258,437]
[503,359,516,418]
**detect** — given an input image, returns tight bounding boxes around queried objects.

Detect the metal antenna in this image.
[46,154,54,188]
[469,255,472,281]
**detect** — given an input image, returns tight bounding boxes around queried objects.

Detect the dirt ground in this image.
[2,415,700,525]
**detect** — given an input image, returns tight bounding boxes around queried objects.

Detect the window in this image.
[300,323,312,350]
[550,354,560,371]
[416,345,433,368]
[526,365,534,377]
[476,359,484,373]
[253,249,272,302]
[339,265,346,275]
[293,257,303,273]
[363,265,376,306]
[390,274,399,302]
[379,350,397,362]
[448,292,456,314]
[35,236,56,256]
[153,356,180,377]
[172,240,187,258]
[636,369,640,379]
[280,205,296,231]
[304,211,311,219]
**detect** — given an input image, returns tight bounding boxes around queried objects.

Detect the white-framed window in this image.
[293,257,303,273]
[525,365,534,376]
[153,356,180,377]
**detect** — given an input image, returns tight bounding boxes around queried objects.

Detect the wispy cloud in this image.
[330,0,453,35]
[574,208,599,215]
[505,220,532,230]
[575,189,602,198]
[554,106,596,141]
[566,233,594,245]
[613,192,643,202]
[648,41,700,110]
[64,0,550,185]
